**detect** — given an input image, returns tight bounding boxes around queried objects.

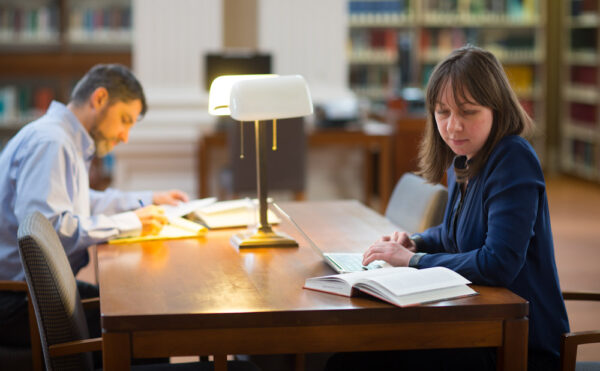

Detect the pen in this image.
[138,199,144,208]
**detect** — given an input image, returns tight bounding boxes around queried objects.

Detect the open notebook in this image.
[108,216,207,244]
[162,198,281,230]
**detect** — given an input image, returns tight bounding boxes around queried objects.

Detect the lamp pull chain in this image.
[240,121,245,159]
[272,119,277,151]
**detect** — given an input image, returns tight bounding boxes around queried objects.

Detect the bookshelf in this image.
[0,0,132,151]
[347,0,548,167]
[561,0,600,181]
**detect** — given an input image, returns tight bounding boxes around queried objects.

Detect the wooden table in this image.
[98,201,529,370]
[198,129,394,213]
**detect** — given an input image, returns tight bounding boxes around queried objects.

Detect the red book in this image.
[33,87,54,113]
[570,66,597,85]
[384,30,397,52]
[570,102,597,124]
[520,99,535,119]
[370,30,386,49]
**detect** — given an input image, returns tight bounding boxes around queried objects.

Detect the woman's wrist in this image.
[409,234,424,252]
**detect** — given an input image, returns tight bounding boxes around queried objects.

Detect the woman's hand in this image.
[134,205,169,236]
[362,231,416,267]
[152,190,189,206]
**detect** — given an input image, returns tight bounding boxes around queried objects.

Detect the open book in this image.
[304,266,477,307]
[188,199,280,229]
[108,216,207,244]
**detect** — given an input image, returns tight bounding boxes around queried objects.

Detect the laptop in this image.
[272,203,389,273]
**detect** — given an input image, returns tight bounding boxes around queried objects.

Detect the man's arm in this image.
[13,140,142,260]
[89,188,152,215]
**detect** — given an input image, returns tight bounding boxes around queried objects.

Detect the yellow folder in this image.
[108,217,207,244]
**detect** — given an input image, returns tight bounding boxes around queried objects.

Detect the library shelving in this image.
[561,0,600,182]
[0,0,132,152]
[347,0,549,175]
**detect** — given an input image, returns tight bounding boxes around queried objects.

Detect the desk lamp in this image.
[208,75,313,248]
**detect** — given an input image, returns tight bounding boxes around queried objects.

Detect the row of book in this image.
[348,0,410,15]
[569,102,597,124]
[349,29,405,56]
[349,29,538,63]
[571,66,597,85]
[570,139,596,170]
[504,65,535,96]
[419,28,535,54]
[571,0,598,17]
[68,5,131,43]
[0,85,55,125]
[423,0,537,19]
[348,0,538,18]
[571,29,597,52]
[0,4,59,41]
[350,65,396,98]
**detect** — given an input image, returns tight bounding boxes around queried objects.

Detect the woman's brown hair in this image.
[417,45,534,184]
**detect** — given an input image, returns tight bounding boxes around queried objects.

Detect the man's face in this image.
[90,99,142,157]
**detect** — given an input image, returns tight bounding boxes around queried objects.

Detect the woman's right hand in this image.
[134,205,169,236]
[362,231,417,267]
[378,231,417,252]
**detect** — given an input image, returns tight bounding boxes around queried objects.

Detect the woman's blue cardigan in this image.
[415,135,570,359]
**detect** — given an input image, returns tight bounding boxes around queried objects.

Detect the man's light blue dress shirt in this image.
[0,101,152,281]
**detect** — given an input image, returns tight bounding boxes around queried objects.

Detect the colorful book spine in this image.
[0,84,55,124]
[0,3,59,42]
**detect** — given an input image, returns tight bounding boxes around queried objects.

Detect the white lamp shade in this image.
[230,75,313,121]
[208,74,275,116]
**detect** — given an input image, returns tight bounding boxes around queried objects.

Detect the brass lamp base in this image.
[231,227,298,248]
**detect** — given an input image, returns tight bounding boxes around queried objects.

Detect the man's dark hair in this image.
[70,64,147,116]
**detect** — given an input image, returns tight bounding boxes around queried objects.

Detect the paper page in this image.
[365,267,471,297]
[161,197,217,218]
[197,198,253,215]
[194,199,281,229]
[314,266,415,288]
[108,217,206,244]
[359,284,477,307]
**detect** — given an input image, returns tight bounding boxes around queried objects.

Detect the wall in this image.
[114,0,360,202]
[112,0,222,195]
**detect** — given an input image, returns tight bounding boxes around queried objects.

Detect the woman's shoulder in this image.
[483,135,543,180]
[495,135,536,156]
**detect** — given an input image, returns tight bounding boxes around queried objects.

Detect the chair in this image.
[560,291,600,371]
[0,280,43,371]
[219,117,307,201]
[384,172,448,234]
[17,211,258,371]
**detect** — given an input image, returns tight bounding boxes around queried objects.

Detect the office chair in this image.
[219,117,307,201]
[17,211,258,371]
[0,280,43,371]
[560,291,600,371]
[385,172,448,234]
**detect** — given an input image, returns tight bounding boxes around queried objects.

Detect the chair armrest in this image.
[562,291,600,301]
[48,337,103,357]
[81,297,100,311]
[560,331,600,371]
[0,280,28,291]
[563,330,600,347]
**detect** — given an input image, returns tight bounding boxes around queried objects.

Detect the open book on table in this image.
[108,216,207,244]
[163,198,281,230]
[304,266,477,307]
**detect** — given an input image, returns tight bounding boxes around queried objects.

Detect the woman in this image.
[329,46,570,370]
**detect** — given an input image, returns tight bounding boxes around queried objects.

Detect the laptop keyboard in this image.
[329,253,384,272]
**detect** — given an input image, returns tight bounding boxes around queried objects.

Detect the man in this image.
[0,64,188,347]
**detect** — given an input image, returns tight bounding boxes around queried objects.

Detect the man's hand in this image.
[134,205,169,236]
[152,190,189,206]
[362,231,416,267]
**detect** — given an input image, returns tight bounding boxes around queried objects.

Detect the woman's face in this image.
[434,82,493,160]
